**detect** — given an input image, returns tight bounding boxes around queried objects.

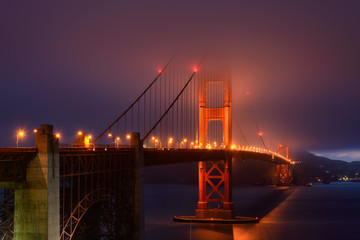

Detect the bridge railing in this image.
[0,147,36,153]
[59,144,131,149]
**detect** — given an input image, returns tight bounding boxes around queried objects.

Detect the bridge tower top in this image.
[198,68,232,148]
[277,145,289,159]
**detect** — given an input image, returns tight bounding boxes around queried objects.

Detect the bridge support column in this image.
[14,124,59,240]
[130,132,145,240]
[275,145,293,185]
[196,157,235,219]
[276,164,293,186]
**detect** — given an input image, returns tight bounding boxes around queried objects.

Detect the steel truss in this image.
[0,189,14,240]
[60,148,137,240]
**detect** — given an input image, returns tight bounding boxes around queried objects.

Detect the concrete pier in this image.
[14,124,59,240]
[130,132,145,240]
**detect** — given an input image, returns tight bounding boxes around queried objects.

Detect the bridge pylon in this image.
[196,69,235,219]
[276,145,293,185]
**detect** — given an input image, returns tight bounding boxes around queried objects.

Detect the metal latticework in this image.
[60,148,137,240]
[0,189,14,240]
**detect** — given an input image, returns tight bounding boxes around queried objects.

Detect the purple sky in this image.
[1,1,360,161]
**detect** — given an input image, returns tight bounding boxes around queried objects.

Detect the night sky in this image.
[1,1,359,161]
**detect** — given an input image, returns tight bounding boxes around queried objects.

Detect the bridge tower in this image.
[196,69,235,219]
[276,145,293,185]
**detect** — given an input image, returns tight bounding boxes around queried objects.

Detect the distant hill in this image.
[292,150,360,183]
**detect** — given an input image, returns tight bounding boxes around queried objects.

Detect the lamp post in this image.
[16,131,24,147]
[115,137,120,148]
[168,137,173,148]
[108,133,114,147]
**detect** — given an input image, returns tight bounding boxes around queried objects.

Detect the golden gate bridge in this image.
[0,56,293,240]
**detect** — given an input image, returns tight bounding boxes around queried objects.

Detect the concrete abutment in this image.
[14,124,59,240]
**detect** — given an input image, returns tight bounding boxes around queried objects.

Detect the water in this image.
[145,182,360,240]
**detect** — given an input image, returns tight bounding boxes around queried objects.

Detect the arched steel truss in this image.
[60,148,137,240]
[60,188,116,239]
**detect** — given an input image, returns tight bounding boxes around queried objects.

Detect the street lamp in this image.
[183,138,187,148]
[115,137,120,148]
[152,136,156,148]
[108,133,114,147]
[168,137,173,148]
[16,131,24,147]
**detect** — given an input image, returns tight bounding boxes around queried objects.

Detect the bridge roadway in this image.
[0,147,289,182]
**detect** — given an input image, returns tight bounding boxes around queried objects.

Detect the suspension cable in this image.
[92,56,174,144]
[142,70,198,141]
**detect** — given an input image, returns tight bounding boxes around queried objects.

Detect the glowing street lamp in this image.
[108,133,114,147]
[16,131,24,147]
[168,137,173,148]
[126,134,131,145]
[115,137,120,148]
[183,138,187,148]
[152,136,156,148]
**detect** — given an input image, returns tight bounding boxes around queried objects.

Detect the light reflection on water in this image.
[145,183,360,240]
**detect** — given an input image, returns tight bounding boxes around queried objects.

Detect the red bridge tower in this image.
[196,69,235,219]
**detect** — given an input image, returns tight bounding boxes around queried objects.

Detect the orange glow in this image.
[158,68,162,73]
[78,131,83,135]
[116,137,120,140]
[193,66,198,72]
[126,134,131,139]
[88,135,92,139]
[258,131,263,136]
[33,129,37,133]
[18,131,24,136]
[152,136,155,140]
[55,134,60,139]
[183,138,187,143]
[108,133,112,137]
